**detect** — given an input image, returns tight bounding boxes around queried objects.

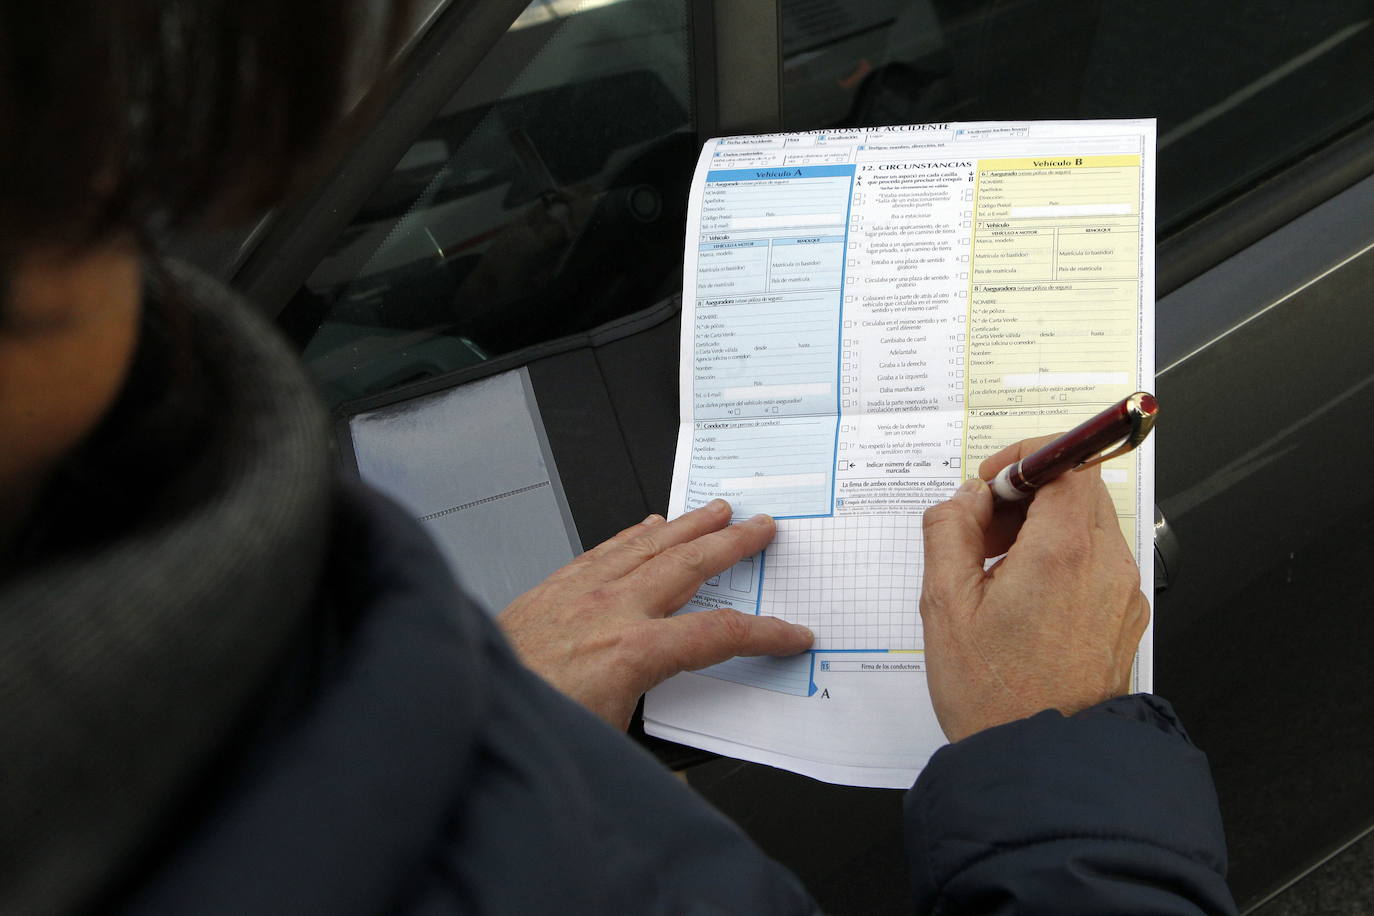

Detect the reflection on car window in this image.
[289,0,692,405]
[779,0,1374,233]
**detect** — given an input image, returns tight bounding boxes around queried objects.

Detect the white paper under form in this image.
[643,120,1156,788]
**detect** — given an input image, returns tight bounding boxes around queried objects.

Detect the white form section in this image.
[760,516,924,651]
[651,119,1156,786]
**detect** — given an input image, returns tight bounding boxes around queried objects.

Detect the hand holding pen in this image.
[919,394,1157,742]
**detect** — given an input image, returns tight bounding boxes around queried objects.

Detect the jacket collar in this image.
[0,260,332,913]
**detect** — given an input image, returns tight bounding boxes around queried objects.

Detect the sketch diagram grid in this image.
[760,516,924,651]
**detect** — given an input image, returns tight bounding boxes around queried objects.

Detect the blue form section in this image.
[694,159,861,649]
[829,173,856,516]
[696,653,815,697]
[706,164,858,182]
[756,168,853,521]
[754,550,766,613]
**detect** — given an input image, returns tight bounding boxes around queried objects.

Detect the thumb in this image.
[657,608,814,674]
[921,477,994,603]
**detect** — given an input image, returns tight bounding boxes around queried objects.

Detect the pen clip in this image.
[1075,392,1158,471]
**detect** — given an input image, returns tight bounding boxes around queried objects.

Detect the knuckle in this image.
[613,520,645,540]
[622,532,661,561]
[664,541,708,573]
[707,608,753,653]
[922,500,957,534]
[1130,593,1152,627]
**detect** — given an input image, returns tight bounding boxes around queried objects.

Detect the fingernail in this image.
[642,513,664,526]
[793,624,814,641]
[706,498,729,514]
[957,477,985,495]
[747,513,773,526]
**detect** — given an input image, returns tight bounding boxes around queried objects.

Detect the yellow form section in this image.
[963,154,1145,547]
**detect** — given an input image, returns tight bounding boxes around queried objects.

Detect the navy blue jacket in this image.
[122,485,1236,914]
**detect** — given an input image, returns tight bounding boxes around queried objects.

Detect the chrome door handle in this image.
[1153,503,1180,591]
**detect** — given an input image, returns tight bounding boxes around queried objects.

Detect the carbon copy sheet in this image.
[644,120,1157,788]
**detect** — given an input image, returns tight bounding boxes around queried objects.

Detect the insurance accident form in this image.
[643,119,1157,788]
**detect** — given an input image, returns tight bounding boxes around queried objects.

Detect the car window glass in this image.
[779,0,1374,233]
[289,0,693,406]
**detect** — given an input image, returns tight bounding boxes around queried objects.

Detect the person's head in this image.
[0,1,411,545]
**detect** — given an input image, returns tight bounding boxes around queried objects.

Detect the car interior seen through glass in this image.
[285,0,1374,407]
[287,0,693,406]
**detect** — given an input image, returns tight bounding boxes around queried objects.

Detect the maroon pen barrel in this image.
[1006,392,1157,493]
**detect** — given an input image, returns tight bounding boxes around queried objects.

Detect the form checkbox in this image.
[951,457,962,468]
[957,333,965,341]
[959,238,969,245]
[961,220,971,228]
[847,259,857,267]
[848,242,858,249]
[956,345,965,353]
[845,296,854,303]
[846,277,855,284]
[958,254,969,262]
[844,320,853,327]
[843,387,852,394]
[959,272,969,279]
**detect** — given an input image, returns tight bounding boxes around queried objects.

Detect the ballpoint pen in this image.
[988,392,1158,503]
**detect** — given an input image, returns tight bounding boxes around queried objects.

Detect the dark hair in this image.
[0,1,414,255]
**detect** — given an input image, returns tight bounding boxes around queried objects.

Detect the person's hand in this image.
[919,435,1151,743]
[498,499,814,730]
